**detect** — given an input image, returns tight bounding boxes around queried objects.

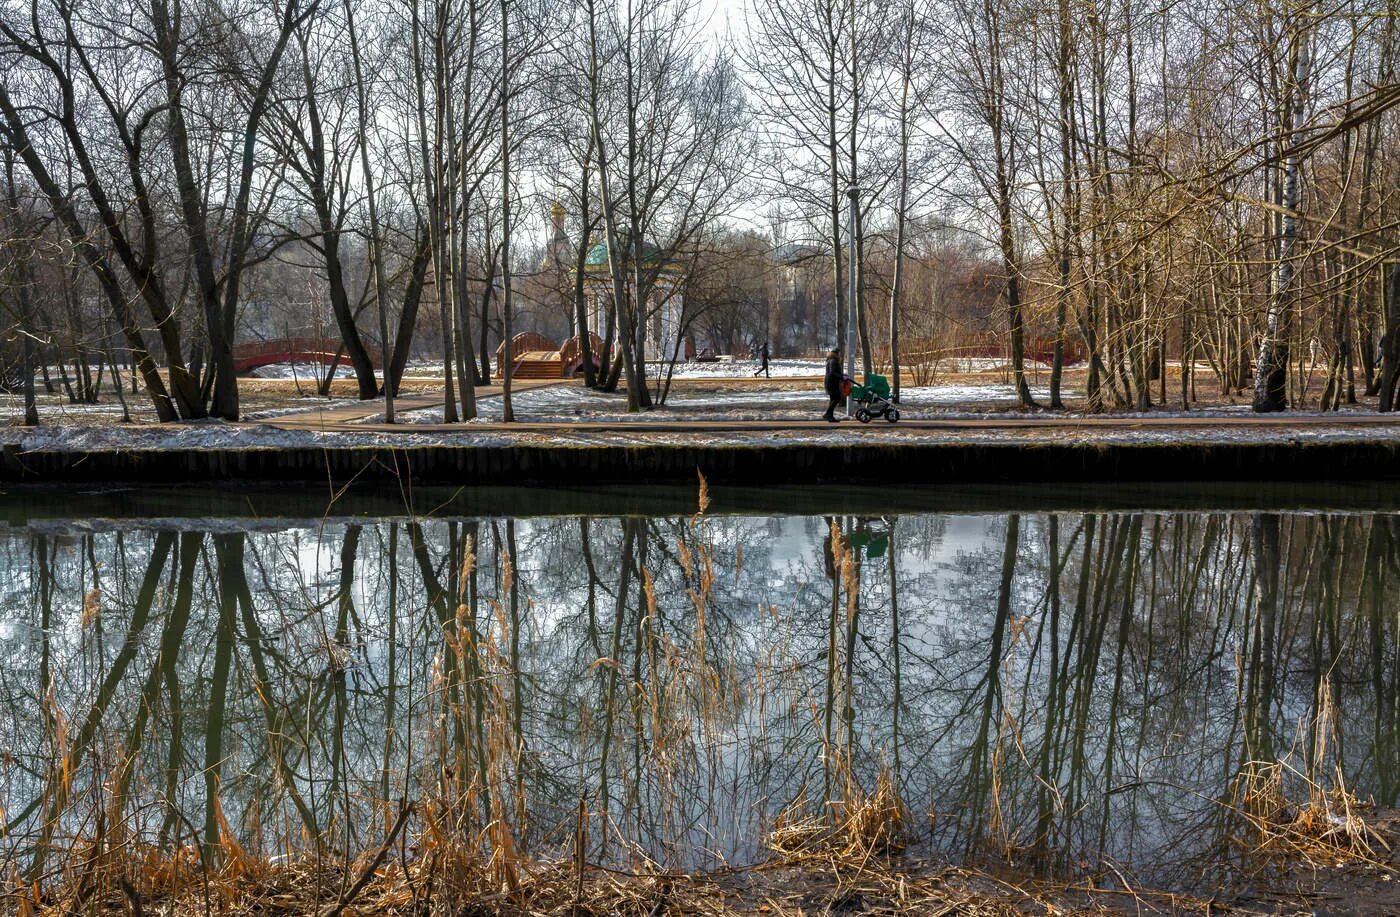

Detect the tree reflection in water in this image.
[0,505,1396,891]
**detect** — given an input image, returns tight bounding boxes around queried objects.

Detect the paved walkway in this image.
[263,383,1400,435]
[268,381,559,431]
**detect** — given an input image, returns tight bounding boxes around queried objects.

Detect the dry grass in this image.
[235,378,442,398]
[1227,688,1391,873]
[661,363,1388,414]
[0,377,443,427]
[1228,759,1391,869]
[766,771,906,863]
[7,808,1222,916]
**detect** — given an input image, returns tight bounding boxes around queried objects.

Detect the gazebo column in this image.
[649,289,664,362]
[584,285,611,353]
[660,288,683,363]
[582,287,601,340]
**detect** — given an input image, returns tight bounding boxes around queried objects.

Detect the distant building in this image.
[579,231,685,362]
[774,242,832,355]
[538,203,686,363]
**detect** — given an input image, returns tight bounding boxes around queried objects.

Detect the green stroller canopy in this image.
[860,374,891,399]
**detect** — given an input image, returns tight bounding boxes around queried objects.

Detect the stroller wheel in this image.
[856,408,872,424]
[885,409,900,423]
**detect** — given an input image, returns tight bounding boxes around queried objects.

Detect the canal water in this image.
[1,482,1396,891]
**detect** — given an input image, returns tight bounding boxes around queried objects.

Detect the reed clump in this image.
[1227,685,1391,870]
[1228,759,1390,868]
[766,770,907,862]
[5,829,1123,916]
[6,842,710,916]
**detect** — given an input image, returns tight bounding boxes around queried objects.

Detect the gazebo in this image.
[579,232,684,364]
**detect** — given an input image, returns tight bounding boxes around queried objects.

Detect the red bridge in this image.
[233,337,382,374]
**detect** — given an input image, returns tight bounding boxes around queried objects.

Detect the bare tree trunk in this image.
[1378,264,1400,410]
[586,0,644,412]
[453,8,480,410]
[984,0,1034,408]
[3,147,40,425]
[826,10,847,355]
[889,26,911,403]
[574,142,598,389]
[1254,38,1309,413]
[473,237,498,387]
[414,0,458,422]
[388,232,432,396]
[848,2,871,379]
[0,87,179,420]
[151,0,304,420]
[1051,0,1077,410]
[499,0,515,422]
[621,0,652,409]
[286,29,381,401]
[450,66,479,418]
[346,0,393,420]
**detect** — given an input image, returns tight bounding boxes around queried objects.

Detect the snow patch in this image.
[1,417,1399,453]
[0,422,520,451]
[242,399,364,420]
[246,362,364,380]
[360,381,1062,424]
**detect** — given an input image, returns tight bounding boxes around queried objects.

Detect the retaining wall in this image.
[2,439,1398,485]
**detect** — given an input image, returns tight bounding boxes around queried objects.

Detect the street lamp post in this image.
[845,185,859,415]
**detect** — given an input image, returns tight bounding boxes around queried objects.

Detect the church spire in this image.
[543,200,570,269]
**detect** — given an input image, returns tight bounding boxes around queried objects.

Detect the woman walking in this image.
[822,347,844,421]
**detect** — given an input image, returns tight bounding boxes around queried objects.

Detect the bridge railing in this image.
[232,338,383,366]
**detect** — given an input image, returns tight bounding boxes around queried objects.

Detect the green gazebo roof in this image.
[583,231,671,271]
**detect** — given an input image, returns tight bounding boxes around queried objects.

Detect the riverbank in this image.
[3,416,1400,483]
[14,816,1398,916]
[10,479,1400,527]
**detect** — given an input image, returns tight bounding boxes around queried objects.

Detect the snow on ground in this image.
[246,362,363,380]
[242,398,364,420]
[475,421,1400,449]
[0,390,363,425]
[0,394,144,424]
[392,358,831,379]
[659,356,1059,378]
[0,422,520,451]
[367,380,1061,424]
[661,358,825,378]
[399,360,492,379]
[393,357,1051,380]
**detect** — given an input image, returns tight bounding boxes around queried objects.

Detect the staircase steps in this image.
[503,351,564,380]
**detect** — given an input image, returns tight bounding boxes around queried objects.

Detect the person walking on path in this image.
[753,341,770,377]
[822,347,845,421]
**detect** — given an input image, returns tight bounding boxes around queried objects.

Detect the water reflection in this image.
[0,497,1396,889]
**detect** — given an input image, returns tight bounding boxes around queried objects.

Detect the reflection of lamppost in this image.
[845,185,859,415]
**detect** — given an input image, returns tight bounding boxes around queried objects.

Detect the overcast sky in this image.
[699,0,745,38]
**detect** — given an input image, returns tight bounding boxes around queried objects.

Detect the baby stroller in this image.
[849,373,899,423]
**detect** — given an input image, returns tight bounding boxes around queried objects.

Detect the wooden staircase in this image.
[509,351,565,380]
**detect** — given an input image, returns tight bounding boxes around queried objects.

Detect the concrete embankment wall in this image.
[3,439,1398,485]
